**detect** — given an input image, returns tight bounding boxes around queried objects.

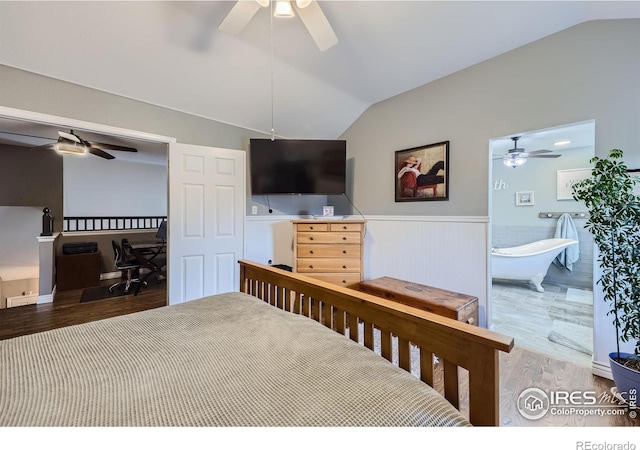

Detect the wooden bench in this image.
[359,276,479,325]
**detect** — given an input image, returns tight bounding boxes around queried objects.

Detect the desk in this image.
[127,241,166,295]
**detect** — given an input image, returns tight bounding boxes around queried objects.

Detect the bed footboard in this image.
[239,260,513,426]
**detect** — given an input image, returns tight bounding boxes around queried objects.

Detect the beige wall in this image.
[0,65,262,151]
[339,19,640,216]
[0,64,273,216]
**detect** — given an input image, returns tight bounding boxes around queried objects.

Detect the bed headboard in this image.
[238,259,514,426]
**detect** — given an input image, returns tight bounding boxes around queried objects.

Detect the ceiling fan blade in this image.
[58,130,81,143]
[87,142,138,153]
[30,143,56,151]
[529,154,561,158]
[295,1,338,52]
[218,1,262,35]
[525,149,553,155]
[88,147,115,160]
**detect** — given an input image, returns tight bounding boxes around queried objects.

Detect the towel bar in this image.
[538,212,589,220]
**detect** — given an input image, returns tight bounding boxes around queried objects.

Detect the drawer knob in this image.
[310,226,314,230]
[309,265,314,269]
[343,226,347,230]
[309,237,314,241]
[342,237,347,240]
[343,265,347,269]
[343,250,347,254]
[342,280,347,284]
[309,250,314,254]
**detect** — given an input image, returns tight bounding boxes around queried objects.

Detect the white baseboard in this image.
[592,360,613,380]
[37,285,55,304]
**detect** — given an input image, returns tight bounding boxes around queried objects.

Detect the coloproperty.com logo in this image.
[517,387,637,420]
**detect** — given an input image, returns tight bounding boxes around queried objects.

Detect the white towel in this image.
[553,213,580,270]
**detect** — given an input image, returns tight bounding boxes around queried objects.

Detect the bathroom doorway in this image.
[488,120,595,367]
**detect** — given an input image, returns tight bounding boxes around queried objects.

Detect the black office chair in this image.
[109,240,143,294]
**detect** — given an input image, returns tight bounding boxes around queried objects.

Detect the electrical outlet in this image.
[252,206,258,215]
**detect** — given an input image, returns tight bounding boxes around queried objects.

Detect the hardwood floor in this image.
[0,277,167,340]
[1,277,635,427]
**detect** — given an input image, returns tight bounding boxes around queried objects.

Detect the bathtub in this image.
[491,238,578,292]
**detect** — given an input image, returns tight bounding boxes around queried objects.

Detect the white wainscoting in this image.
[245,215,490,327]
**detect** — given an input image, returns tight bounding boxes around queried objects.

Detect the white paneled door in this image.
[168,143,245,304]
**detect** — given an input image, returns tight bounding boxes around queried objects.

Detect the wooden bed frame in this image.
[239,259,514,426]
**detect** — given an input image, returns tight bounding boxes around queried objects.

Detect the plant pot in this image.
[609,352,640,403]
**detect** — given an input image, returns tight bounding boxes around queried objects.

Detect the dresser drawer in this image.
[296,231,361,244]
[329,223,363,232]
[296,223,328,232]
[296,244,361,258]
[296,258,361,273]
[305,273,362,287]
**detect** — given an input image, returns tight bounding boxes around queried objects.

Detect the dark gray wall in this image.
[0,143,63,230]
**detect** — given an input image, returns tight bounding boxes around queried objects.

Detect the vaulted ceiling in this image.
[1,1,639,142]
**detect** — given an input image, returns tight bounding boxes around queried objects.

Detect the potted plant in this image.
[572,148,640,402]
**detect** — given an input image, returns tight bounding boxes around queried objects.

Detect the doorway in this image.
[488,120,595,367]
[0,105,175,309]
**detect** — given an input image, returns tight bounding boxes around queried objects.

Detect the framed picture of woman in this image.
[395,141,449,202]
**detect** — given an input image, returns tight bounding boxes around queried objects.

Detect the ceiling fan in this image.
[494,136,561,168]
[31,130,138,160]
[219,0,338,52]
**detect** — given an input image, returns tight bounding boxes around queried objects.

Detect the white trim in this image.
[63,229,156,238]
[362,215,489,223]
[37,286,55,304]
[36,232,60,243]
[592,360,613,380]
[245,214,490,223]
[245,215,302,222]
[0,106,177,144]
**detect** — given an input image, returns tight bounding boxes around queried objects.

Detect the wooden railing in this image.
[63,216,166,232]
[239,259,514,426]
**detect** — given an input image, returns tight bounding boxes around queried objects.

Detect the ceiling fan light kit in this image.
[274,1,294,18]
[19,129,138,160]
[220,0,338,52]
[503,153,526,168]
[497,136,561,168]
[55,140,87,156]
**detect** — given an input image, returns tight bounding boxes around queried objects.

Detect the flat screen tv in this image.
[250,139,346,195]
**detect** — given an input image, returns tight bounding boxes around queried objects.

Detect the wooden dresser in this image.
[292,219,366,288]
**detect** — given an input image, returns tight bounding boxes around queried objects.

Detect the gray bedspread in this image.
[0,292,470,427]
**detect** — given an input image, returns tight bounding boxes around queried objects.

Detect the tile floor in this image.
[491,279,593,367]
